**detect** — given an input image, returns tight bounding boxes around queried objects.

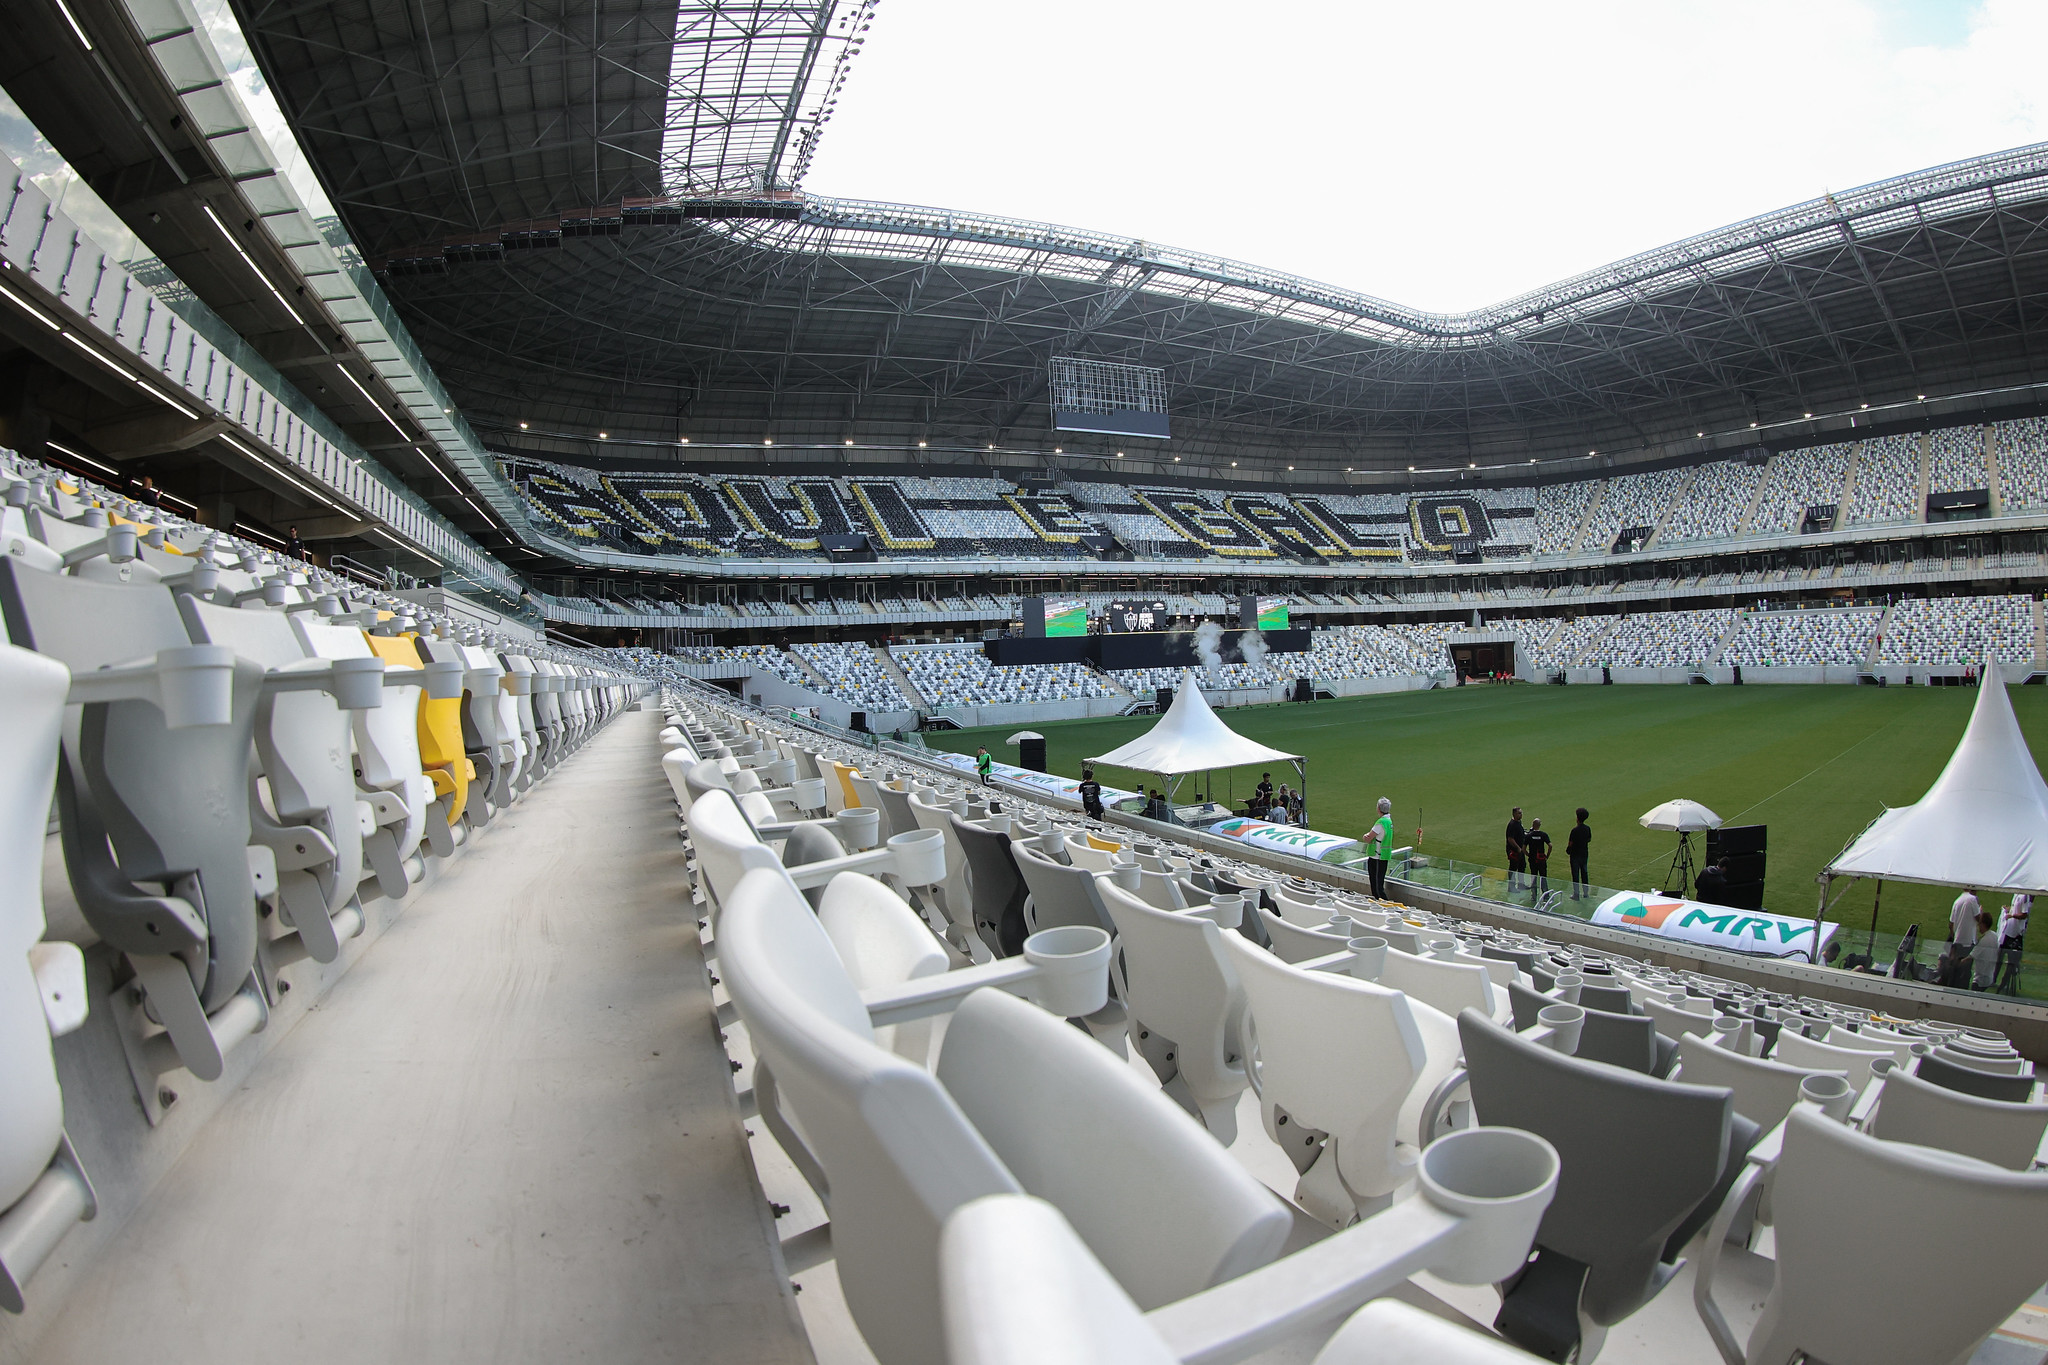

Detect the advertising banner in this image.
[1210,816,1361,863]
[1256,596,1290,630]
[1591,891,1838,959]
[1045,599,1090,636]
[927,752,1143,812]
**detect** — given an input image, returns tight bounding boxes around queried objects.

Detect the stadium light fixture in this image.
[1861,403,1869,409]
[765,439,773,446]
[1751,422,1759,428]
[1286,465,1293,470]
[1054,447,1062,454]
[1174,456,1182,462]
[599,432,608,439]
[1231,461,1238,467]
[1697,431,1704,437]
[1918,394,1927,401]
[1804,413,1812,419]
[519,421,528,429]
[845,439,854,445]
[681,437,689,444]
[1115,453,1124,458]
[918,441,927,447]
[1408,466,1415,472]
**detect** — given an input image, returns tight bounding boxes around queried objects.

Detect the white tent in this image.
[1089,670,1301,776]
[1826,658,2048,894]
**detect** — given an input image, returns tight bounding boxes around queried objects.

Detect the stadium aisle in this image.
[15,708,811,1365]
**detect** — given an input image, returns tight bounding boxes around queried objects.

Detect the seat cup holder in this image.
[1427,938,1459,960]
[1111,862,1142,892]
[1799,1072,1854,1121]
[423,659,465,700]
[984,813,1012,835]
[1347,936,1388,982]
[1195,894,1244,930]
[1536,1003,1585,1055]
[329,656,387,710]
[1550,972,1584,1003]
[155,645,237,728]
[1417,1126,1562,1284]
[1021,925,1113,1018]
[763,758,797,786]
[835,807,881,851]
[886,829,947,885]
[791,777,828,812]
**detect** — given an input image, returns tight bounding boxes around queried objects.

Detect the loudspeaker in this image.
[1155,688,1174,710]
[1017,737,1047,772]
[849,711,868,733]
[1237,595,1259,629]
[1709,824,1768,858]
[1020,596,1046,638]
[1717,880,1766,912]
[1715,852,1767,885]
[1293,677,1313,702]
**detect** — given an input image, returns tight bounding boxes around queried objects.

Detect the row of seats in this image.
[657,690,2048,1365]
[891,646,1120,708]
[1877,595,2035,666]
[0,449,645,1311]
[1596,609,1741,668]
[510,413,2036,572]
[1721,607,1884,667]
[790,641,914,712]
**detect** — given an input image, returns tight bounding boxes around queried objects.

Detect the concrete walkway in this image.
[19,708,811,1365]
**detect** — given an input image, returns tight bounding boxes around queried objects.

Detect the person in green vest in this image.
[1366,797,1394,900]
[976,746,993,786]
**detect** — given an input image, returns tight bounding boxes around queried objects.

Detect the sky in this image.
[802,0,2048,312]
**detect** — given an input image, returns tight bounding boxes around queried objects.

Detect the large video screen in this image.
[1045,599,1089,636]
[1256,596,1290,630]
[1108,599,1169,632]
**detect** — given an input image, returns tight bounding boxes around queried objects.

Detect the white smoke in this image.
[1193,620,1224,681]
[1237,629,1270,671]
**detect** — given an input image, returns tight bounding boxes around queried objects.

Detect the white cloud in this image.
[802,0,2048,310]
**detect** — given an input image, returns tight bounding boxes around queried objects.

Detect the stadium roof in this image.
[239,2,2048,478]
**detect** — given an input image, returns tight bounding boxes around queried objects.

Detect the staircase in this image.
[1735,460,1773,536]
[1567,483,1607,553]
[1707,612,1748,666]
[1644,468,1695,550]
[2033,600,2045,670]
[1837,442,1862,524]
[1867,603,1899,669]
[1913,432,1933,524]
[1569,617,1620,666]
[875,645,930,709]
[785,646,831,689]
[1988,423,2008,516]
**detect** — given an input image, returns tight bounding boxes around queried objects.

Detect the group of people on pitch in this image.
[1505,807,1594,901]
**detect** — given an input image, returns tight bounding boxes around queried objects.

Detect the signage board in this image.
[1590,891,1838,959]
[928,752,1143,812]
[1108,599,1169,633]
[1210,816,1361,863]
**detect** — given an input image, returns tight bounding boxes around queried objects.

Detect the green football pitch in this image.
[922,683,2048,945]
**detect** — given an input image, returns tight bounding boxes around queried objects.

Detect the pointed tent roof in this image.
[1827,660,2048,893]
[1089,670,1302,777]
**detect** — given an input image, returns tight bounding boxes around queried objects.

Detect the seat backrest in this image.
[1814,1027,1918,1067]
[0,561,261,1013]
[660,749,697,808]
[1641,995,1718,1045]
[1011,843,1113,935]
[1758,1107,2048,1365]
[950,815,1029,957]
[0,640,72,1211]
[1912,1052,2039,1103]
[1222,934,1425,1201]
[368,633,467,821]
[1576,982,1633,1015]
[1772,1029,1882,1092]
[874,782,919,839]
[1869,1066,2048,1170]
[686,789,792,909]
[719,867,1015,1365]
[1575,1005,1666,1075]
[816,873,947,1064]
[937,987,1291,1312]
[183,597,364,911]
[1098,879,1243,1089]
[1269,884,1331,927]
[1457,1010,1733,1327]
[1932,1044,2031,1076]
[1255,904,1346,964]
[850,775,894,839]
[1377,946,1495,1019]
[1064,837,1118,873]
[827,760,860,814]
[1673,1034,1843,1131]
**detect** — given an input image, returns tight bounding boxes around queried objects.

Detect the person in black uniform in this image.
[1524,818,1552,898]
[1079,767,1104,820]
[1251,773,1274,817]
[1505,807,1526,890]
[1566,808,1592,900]
[1695,862,1728,904]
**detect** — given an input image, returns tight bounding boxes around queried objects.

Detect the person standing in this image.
[1524,818,1552,899]
[1566,808,1592,900]
[1366,797,1393,900]
[1252,773,1274,817]
[1505,807,1526,890]
[1996,893,2031,993]
[1079,766,1104,820]
[287,525,305,562]
[1972,910,2002,990]
[1947,888,1982,988]
[976,746,993,786]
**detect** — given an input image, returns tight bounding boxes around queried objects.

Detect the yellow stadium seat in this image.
[365,632,469,826]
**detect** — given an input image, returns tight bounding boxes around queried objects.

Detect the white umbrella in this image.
[1639,799,1723,832]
